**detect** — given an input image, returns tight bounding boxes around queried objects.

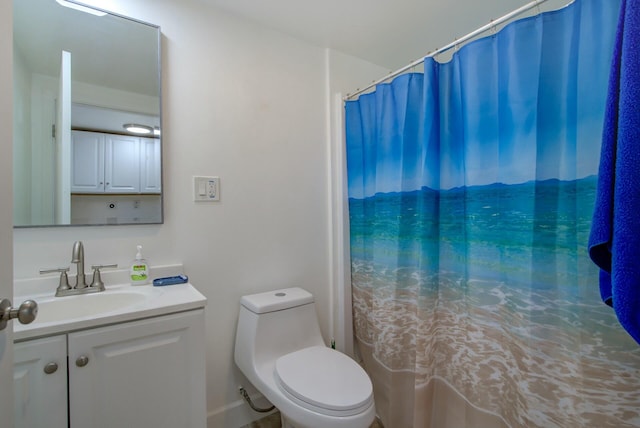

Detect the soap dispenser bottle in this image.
[130,245,149,285]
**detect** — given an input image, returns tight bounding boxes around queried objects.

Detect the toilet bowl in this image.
[234,287,375,428]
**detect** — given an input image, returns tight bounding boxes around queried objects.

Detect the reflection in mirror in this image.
[13,0,162,227]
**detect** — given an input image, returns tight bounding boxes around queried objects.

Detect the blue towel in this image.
[588,0,640,345]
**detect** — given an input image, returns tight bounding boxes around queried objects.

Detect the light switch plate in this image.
[193,176,220,202]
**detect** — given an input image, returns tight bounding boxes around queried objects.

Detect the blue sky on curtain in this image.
[345,0,639,427]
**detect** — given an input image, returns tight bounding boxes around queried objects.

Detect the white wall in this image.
[325,50,388,355]
[12,0,321,424]
[71,194,161,225]
[10,0,389,426]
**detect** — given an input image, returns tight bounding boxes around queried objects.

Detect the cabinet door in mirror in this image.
[13,0,162,227]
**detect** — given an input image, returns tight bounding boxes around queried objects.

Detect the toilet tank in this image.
[240,287,314,314]
[235,288,325,370]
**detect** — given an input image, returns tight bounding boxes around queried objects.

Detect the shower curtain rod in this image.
[343,0,551,101]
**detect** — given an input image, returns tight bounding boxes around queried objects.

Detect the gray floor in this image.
[242,412,383,428]
[241,412,281,428]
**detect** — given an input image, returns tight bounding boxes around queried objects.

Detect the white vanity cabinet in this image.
[13,335,68,428]
[71,130,161,194]
[14,309,205,428]
[69,309,205,428]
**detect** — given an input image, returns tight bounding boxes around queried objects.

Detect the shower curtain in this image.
[345,1,640,427]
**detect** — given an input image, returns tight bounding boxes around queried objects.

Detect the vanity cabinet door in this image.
[13,335,68,428]
[104,134,140,193]
[68,309,206,428]
[71,131,105,193]
[140,137,162,193]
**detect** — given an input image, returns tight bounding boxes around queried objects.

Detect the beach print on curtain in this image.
[345,0,640,427]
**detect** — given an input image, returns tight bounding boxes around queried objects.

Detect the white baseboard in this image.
[207,394,278,428]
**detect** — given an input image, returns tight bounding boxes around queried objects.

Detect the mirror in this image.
[13,0,162,227]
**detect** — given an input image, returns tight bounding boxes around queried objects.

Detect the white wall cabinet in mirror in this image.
[70,131,106,194]
[103,133,140,193]
[71,131,161,195]
[13,0,162,227]
[140,138,162,194]
[70,132,161,225]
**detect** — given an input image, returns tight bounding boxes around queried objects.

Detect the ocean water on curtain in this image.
[349,177,640,427]
[346,0,639,426]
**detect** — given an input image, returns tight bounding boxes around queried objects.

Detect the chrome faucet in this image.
[71,240,88,289]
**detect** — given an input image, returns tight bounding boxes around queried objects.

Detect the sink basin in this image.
[12,265,206,341]
[34,291,147,324]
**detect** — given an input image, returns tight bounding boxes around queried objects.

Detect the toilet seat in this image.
[274,346,373,417]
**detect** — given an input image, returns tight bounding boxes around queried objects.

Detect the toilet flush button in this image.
[275,292,286,297]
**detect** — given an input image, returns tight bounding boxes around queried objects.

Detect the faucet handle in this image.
[90,264,118,270]
[40,267,71,295]
[89,264,118,291]
[39,267,70,274]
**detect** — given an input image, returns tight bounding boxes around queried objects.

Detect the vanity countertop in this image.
[13,265,206,341]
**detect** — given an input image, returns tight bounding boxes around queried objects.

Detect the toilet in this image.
[234,287,376,428]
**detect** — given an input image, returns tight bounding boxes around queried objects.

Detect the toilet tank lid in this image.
[240,287,314,314]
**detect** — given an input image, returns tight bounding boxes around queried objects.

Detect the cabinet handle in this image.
[44,362,58,374]
[76,355,89,367]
